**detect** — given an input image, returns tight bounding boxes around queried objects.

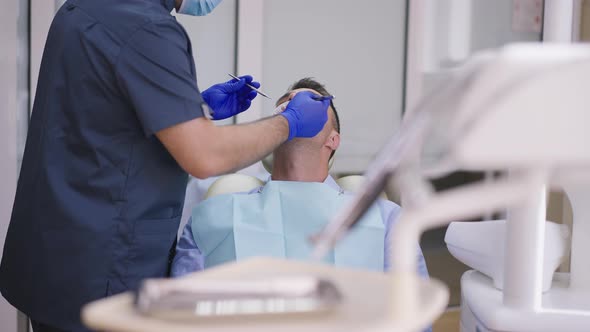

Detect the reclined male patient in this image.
[171,78,428,278]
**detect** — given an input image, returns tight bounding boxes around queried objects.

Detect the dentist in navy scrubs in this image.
[0,0,330,331]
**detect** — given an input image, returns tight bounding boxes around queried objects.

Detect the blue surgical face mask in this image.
[177,0,222,16]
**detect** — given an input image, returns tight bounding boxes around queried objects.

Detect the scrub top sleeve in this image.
[115,20,205,137]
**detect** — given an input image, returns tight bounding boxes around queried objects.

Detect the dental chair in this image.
[336,175,389,200]
[206,168,389,204]
[205,174,384,199]
[204,174,265,199]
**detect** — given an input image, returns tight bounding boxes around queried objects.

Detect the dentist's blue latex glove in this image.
[201,75,261,120]
[280,91,330,141]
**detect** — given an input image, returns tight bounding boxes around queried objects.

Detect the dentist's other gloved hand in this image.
[201,75,260,120]
[279,91,330,141]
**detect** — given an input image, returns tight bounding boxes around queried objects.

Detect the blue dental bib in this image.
[191,181,385,271]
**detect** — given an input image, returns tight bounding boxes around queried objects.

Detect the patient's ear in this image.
[325,131,340,152]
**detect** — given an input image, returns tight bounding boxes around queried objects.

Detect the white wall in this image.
[175,0,237,90]
[30,0,58,114]
[176,0,237,127]
[253,0,408,174]
[410,0,544,107]
[0,0,30,330]
[470,0,542,51]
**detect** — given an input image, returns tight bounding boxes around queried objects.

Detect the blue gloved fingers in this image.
[237,75,254,84]
[235,88,257,106]
[246,90,258,100]
[237,76,258,112]
[201,85,220,109]
[241,99,252,111]
[280,91,329,141]
[249,80,261,89]
[318,98,330,109]
[202,75,262,120]
[287,90,330,109]
[224,78,247,92]
[237,80,260,104]
[231,75,260,91]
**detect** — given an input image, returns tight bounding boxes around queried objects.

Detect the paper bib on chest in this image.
[191,181,385,271]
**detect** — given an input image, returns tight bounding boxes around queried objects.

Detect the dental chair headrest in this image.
[336,175,388,200]
[205,174,265,199]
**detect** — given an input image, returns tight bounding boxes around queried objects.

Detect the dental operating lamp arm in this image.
[312,43,590,326]
[312,43,590,258]
[389,174,539,318]
[311,49,491,259]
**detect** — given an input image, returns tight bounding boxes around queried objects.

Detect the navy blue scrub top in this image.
[0,0,204,330]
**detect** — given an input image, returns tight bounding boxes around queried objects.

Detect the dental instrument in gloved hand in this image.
[228,73,271,99]
[202,74,262,120]
[279,91,330,140]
